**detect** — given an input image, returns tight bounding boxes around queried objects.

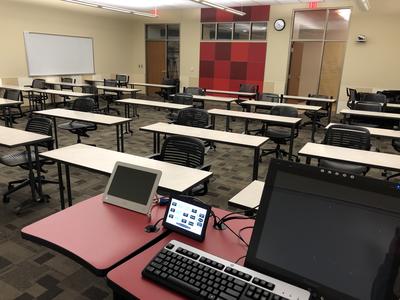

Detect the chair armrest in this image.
[146,153,162,160]
[205,124,213,129]
[196,163,211,172]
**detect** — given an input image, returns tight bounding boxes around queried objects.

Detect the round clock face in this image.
[274,19,285,31]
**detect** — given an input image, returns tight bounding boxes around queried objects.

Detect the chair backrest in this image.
[174,93,193,105]
[323,124,370,150]
[61,77,74,83]
[259,93,279,102]
[358,92,387,104]
[184,87,206,96]
[4,89,21,101]
[104,79,117,87]
[347,88,358,108]
[307,94,331,110]
[270,105,299,118]
[71,97,96,112]
[82,85,97,94]
[32,79,46,89]
[176,108,209,128]
[116,74,129,83]
[354,101,383,112]
[25,117,54,149]
[159,136,205,169]
[239,83,259,98]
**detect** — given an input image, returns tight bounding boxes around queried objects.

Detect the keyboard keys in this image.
[252,277,275,291]
[225,267,252,281]
[200,256,225,270]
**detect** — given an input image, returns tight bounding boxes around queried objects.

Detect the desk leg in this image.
[226,102,232,132]
[328,103,333,124]
[153,132,157,153]
[157,133,161,153]
[34,145,44,200]
[124,104,133,134]
[120,124,125,153]
[289,125,295,161]
[2,107,9,127]
[245,118,249,134]
[305,157,311,165]
[211,115,216,130]
[52,117,59,148]
[57,162,65,210]
[116,125,121,152]
[311,111,317,142]
[65,165,72,207]
[26,145,37,202]
[253,148,260,180]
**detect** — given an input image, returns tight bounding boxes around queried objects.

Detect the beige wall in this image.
[0,0,135,83]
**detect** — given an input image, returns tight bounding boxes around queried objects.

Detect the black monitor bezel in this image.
[245,159,400,300]
[163,196,211,242]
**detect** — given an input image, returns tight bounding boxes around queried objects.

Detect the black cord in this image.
[152,217,164,228]
[223,221,249,247]
[239,226,254,243]
[235,255,246,264]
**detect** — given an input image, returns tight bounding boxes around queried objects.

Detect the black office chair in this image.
[319,124,371,175]
[148,136,211,196]
[184,87,206,109]
[349,101,387,128]
[116,74,130,87]
[302,94,332,128]
[1,89,23,124]
[60,77,75,91]
[260,106,300,160]
[236,83,259,111]
[28,79,48,111]
[58,97,97,144]
[156,78,179,101]
[255,92,280,113]
[167,93,194,122]
[0,117,58,203]
[102,79,120,115]
[82,85,104,113]
[385,139,400,180]
[346,88,358,109]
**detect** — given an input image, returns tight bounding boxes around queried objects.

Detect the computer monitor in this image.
[246,159,400,300]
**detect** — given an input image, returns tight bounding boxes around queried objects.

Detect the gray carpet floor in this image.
[0,95,398,299]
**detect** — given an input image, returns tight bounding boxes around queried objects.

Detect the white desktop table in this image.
[40,144,213,209]
[228,180,264,210]
[130,82,176,89]
[46,81,90,89]
[208,108,301,160]
[33,108,131,152]
[326,123,400,139]
[96,85,140,98]
[140,122,269,180]
[206,89,257,99]
[340,109,400,127]
[298,142,400,173]
[0,98,21,127]
[0,126,52,212]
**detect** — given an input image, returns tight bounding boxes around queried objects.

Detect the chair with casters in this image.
[102,79,120,115]
[156,78,179,101]
[28,79,48,111]
[385,139,400,180]
[0,117,58,204]
[1,89,24,124]
[116,74,130,88]
[148,135,211,196]
[57,97,97,144]
[183,87,206,109]
[319,124,371,175]
[346,88,358,109]
[259,106,300,160]
[82,85,104,113]
[302,94,331,128]
[235,83,259,111]
[245,93,280,135]
[167,93,194,122]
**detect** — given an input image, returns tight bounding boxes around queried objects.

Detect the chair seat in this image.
[393,139,400,149]
[319,159,368,175]
[0,150,39,167]
[349,121,380,128]
[58,121,96,131]
[265,128,292,139]
[304,110,328,118]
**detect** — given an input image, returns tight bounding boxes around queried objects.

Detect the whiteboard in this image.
[24,32,95,76]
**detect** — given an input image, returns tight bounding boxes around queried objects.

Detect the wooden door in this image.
[146,41,166,95]
[287,42,303,99]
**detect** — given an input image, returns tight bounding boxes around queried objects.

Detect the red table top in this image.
[107,207,255,299]
[21,194,168,276]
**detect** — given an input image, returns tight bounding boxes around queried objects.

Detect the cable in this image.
[235,255,246,264]
[238,226,254,243]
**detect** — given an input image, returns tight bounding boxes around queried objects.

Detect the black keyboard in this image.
[142,240,310,300]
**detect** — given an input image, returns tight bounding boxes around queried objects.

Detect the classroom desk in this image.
[129,82,176,89]
[242,100,322,142]
[386,103,400,109]
[96,85,140,98]
[206,89,257,99]
[326,123,400,139]
[208,108,301,160]
[340,109,400,127]
[140,122,269,180]
[0,84,33,92]
[27,88,94,110]
[228,180,264,210]
[39,144,213,208]
[281,94,337,123]
[115,98,193,133]
[46,81,90,89]
[107,207,255,300]
[84,79,103,85]
[298,142,400,172]
[0,98,21,127]
[0,126,52,212]
[33,108,131,152]
[21,194,169,276]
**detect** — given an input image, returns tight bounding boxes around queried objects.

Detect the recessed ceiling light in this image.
[189,0,246,16]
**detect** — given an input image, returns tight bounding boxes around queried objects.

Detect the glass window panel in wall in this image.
[167,41,180,79]
[217,23,233,40]
[251,22,267,40]
[146,24,166,40]
[167,24,180,40]
[202,24,216,40]
[234,23,250,40]
[326,9,351,40]
[292,10,326,40]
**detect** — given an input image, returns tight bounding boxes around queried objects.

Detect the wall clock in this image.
[274,19,286,31]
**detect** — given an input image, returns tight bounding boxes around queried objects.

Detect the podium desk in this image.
[21,194,168,276]
[107,207,254,300]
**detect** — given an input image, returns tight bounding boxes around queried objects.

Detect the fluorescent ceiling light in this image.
[61,0,158,17]
[190,0,246,16]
